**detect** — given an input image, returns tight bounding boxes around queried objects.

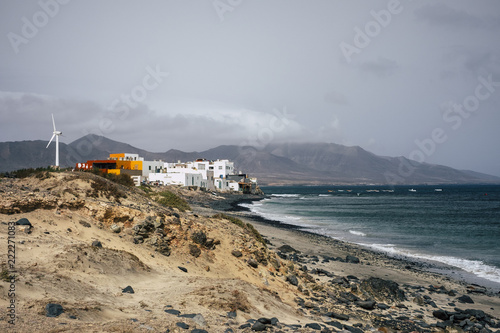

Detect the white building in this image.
[146,159,238,191]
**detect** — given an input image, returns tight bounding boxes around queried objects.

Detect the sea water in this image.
[241,185,500,289]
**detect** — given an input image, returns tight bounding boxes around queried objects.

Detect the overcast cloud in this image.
[1,0,499,176]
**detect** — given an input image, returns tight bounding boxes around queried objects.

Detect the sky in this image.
[1,0,500,176]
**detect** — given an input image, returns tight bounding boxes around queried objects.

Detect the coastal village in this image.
[74,153,259,194]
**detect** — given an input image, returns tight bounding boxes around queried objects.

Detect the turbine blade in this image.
[52,113,56,131]
[46,134,55,148]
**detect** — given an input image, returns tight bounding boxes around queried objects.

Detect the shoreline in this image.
[200,193,500,295]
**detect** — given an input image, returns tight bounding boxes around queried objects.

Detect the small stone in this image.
[16,218,32,226]
[176,322,189,329]
[305,323,322,330]
[286,274,299,286]
[356,300,376,310]
[122,286,134,294]
[345,255,360,264]
[46,303,64,317]
[251,321,267,331]
[432,309,449,321]
[110,224,121,233]
[247,259,258,268]
[164,309,181,316]
[457,295,474,304]
[178,266,188,273]
[191,314,207,327]
[91,240,102,247]
[231,250,242,258]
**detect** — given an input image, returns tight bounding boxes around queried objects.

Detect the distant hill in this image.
[1,135,499,185]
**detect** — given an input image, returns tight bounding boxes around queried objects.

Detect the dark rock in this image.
[458,295,474,304]
[231,250,242,258]
[257,318,272,324]
[79,220,91,228]
[122,286,134,294]
[91,240,102,248]
[278,244,300,253]
[310,268,334,277]
[247,259,259,268]
[360,277,406,303]
[189,244,201,258]
[345,255,360,264]
[176,322,189,329]
[270,317,279,326]
[191,231,207,246]
[46,303,64,317]
[251,321,267,331]
[433,309,449,321]
[325,321,343,329]
[305,323,322,330]
[343,324,364,333]
[178,266,188,273]
[464,309,486,320]
[190,330,208,333]
[133,236,144,244]
[436,320,453,329]
[179,314,197,319]
[164,309,181,316]
[16,218,32,226]
[324,312,349,321]
[346,275,358,280]
[355,300,376,310]
[286,274,299,286]
[239,323,251,329]
[377,303,389,310]
[227,311,237,318]
[69,315,77,319]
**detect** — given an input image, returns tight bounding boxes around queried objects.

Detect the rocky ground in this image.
[0,171,499,332]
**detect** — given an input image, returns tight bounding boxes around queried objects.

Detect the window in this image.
[219,166,223,170]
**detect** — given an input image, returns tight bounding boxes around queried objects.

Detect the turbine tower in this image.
[46,114,62,167]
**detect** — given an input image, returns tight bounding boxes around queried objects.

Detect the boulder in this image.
[360,277,406,303]
[345,255,360,264]
[278,244,300,253]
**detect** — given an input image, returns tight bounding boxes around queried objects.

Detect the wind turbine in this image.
[46,114,62,167]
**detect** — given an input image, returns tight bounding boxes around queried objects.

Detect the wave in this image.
[366,244,500,284]
[349,230,366,237]
[271,194,300,197]
[318,194,331,197]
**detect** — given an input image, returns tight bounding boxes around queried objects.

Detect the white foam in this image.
[318,194,331,197]
[349,230,366,237]
[271,194,300,197]
[365,244,500,284]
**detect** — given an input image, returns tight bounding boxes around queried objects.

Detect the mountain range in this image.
[1,135,499,185]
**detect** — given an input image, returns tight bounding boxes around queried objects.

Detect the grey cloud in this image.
[414,3,500,30]
[358,57,399,77]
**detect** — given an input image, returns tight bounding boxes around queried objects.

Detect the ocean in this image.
[241,185,500,289]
